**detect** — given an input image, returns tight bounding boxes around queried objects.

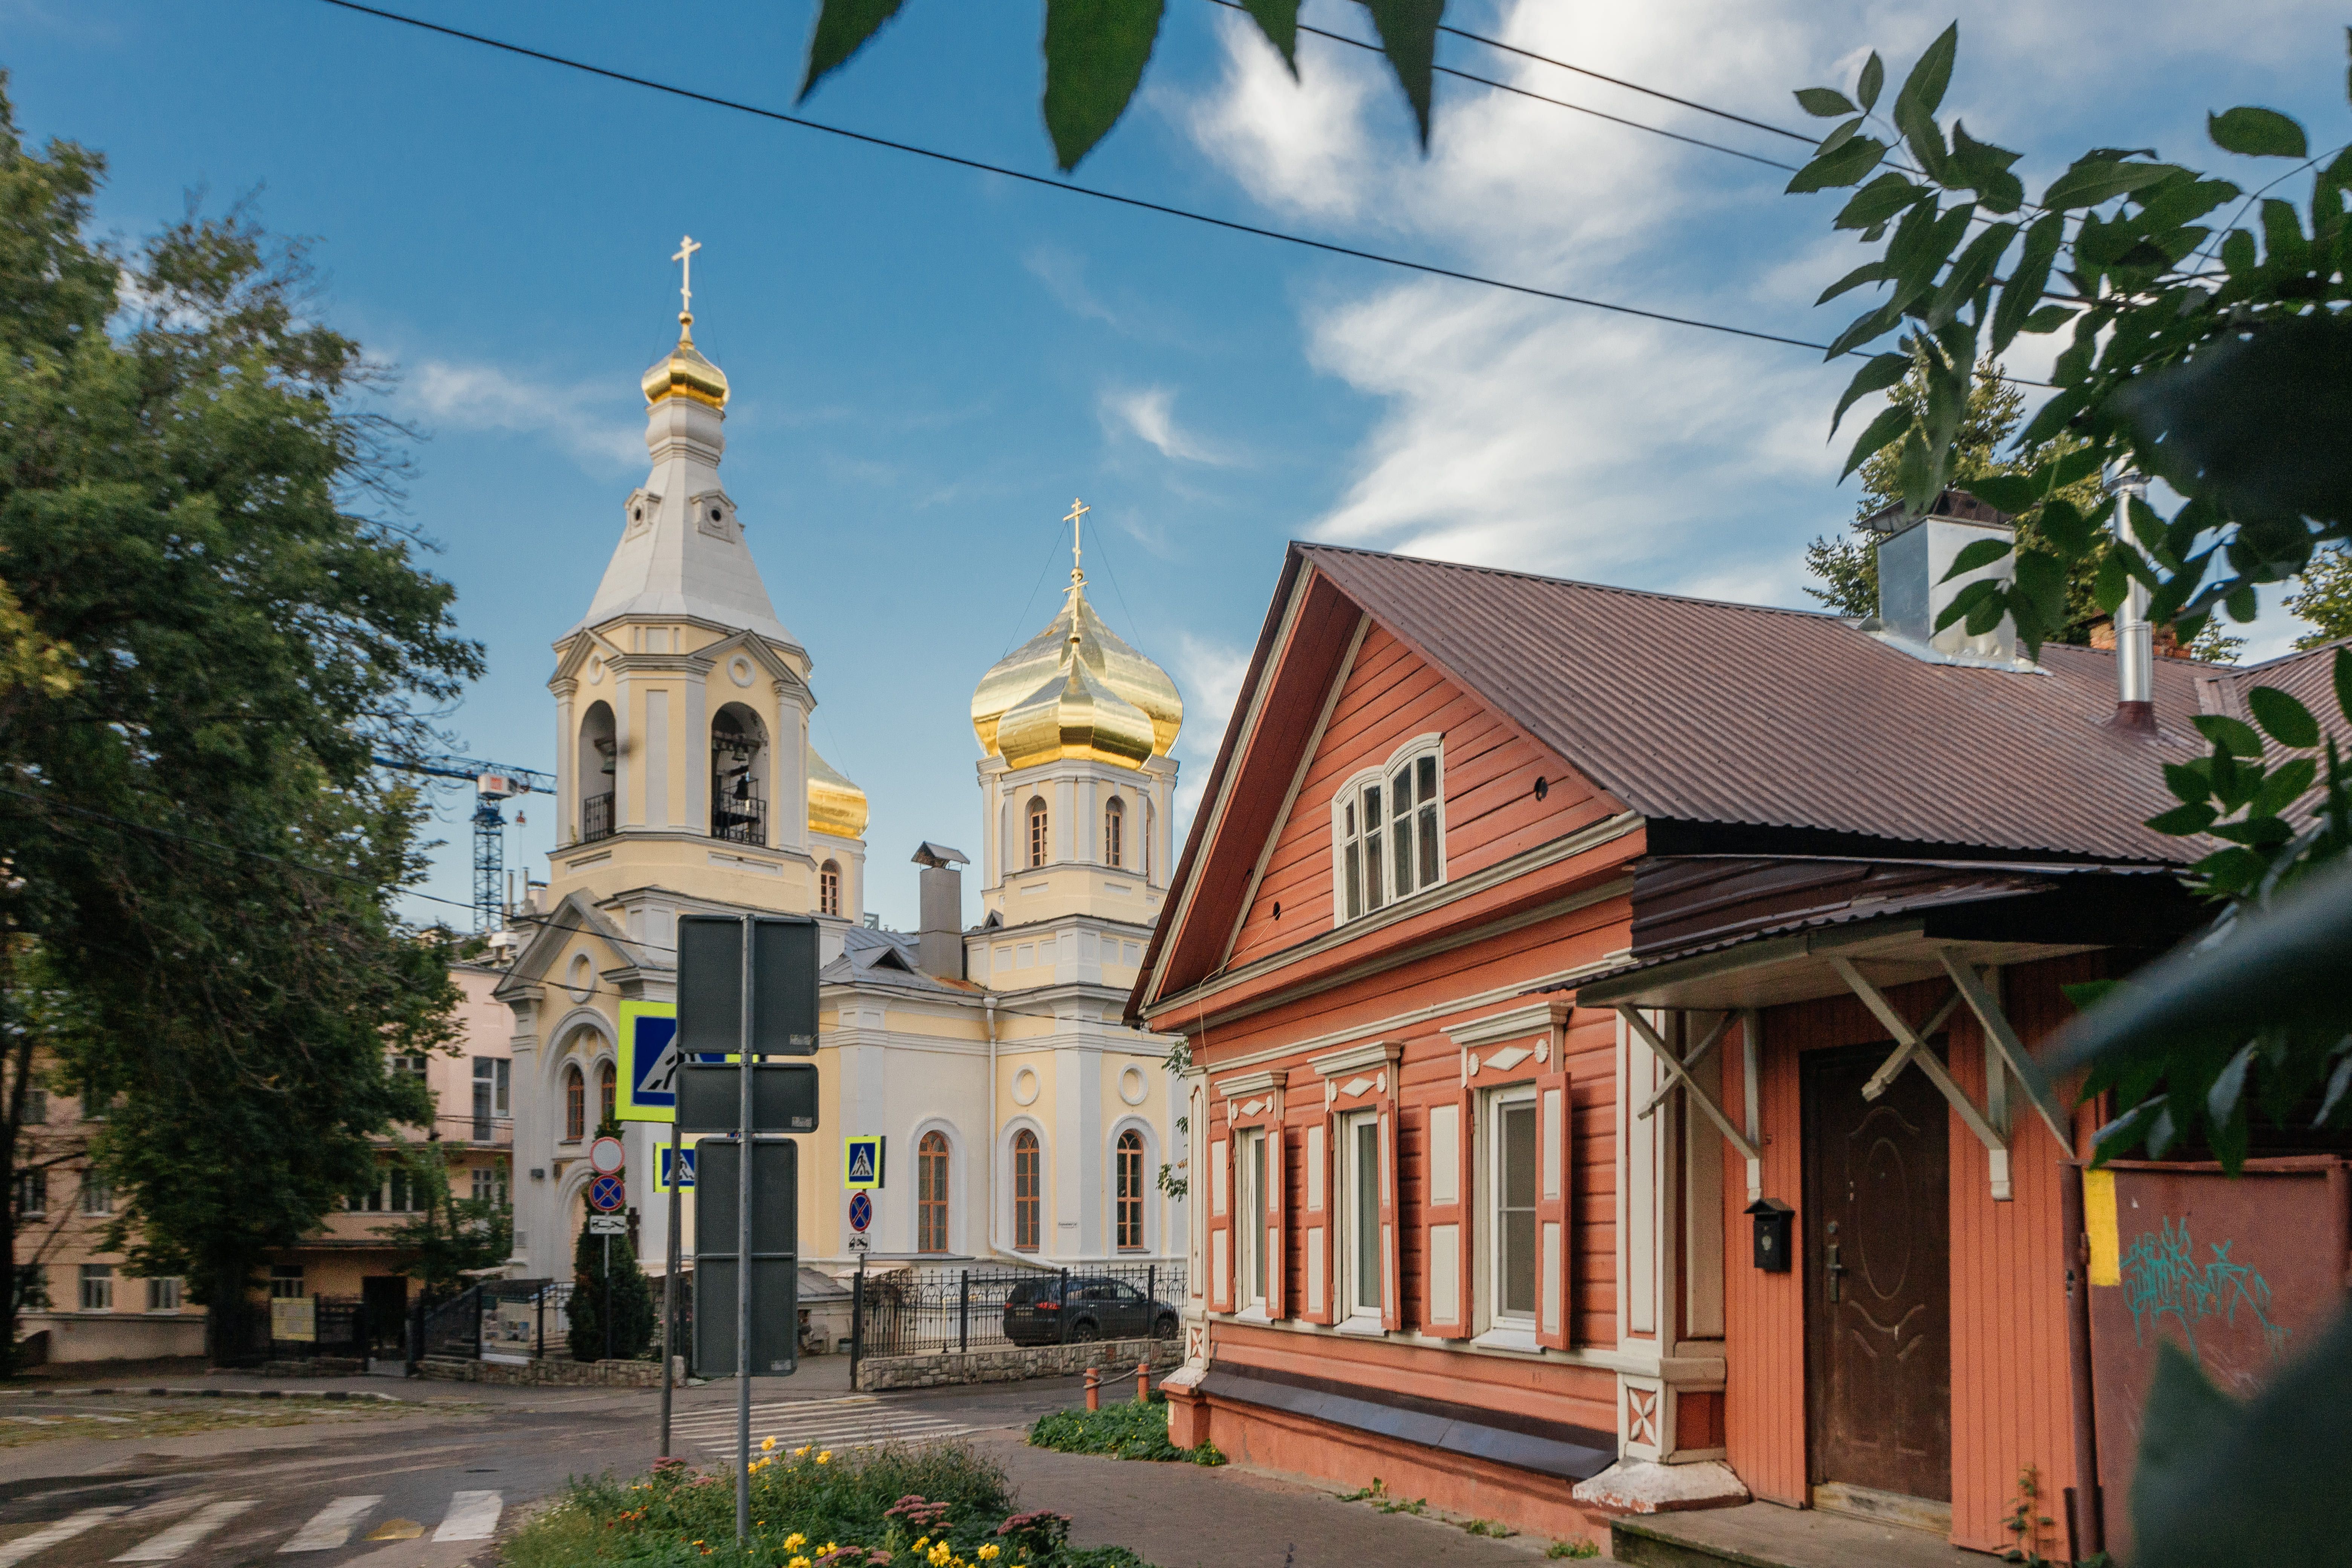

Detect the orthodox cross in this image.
[672,234,702,323]
[1066,496,1089,586]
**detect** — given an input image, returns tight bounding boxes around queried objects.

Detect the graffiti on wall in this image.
[2120,1217,2290,1366]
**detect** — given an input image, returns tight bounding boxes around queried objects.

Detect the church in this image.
[493,251,1187,1296]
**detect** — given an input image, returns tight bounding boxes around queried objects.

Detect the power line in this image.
[304,0,1843,355]
[1435,17,1816,145]
[1204,0,1799,173]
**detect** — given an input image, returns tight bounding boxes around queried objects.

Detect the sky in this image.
[7,0,2347,931]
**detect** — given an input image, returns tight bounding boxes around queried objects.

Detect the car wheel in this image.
[1069,1319,1101,1343]
[1153,1314,1179,1340]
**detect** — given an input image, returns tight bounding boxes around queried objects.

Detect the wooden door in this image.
[1803,1041,1952,1504]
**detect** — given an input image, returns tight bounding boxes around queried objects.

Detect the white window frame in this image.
[78,1264,112,1311]
[1337,1108,1384,1331]
[1480,1084,1542,1348]
[1235,1128,1269,1313]
[145,1276,182,1312]
[1330,735,1446,927]
[79,1173,112,1217]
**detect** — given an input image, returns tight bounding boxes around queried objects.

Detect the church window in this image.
[1027,798,1049,868]
[1332,738,1444,926]
[918,1132,951,1254]
[564,1066,585,1142]
[580,701,617,843]
[1103,796,1124,868]
[1013,1130,1040,1251]
[710,706,768,845]
[598,1061,617,1129]
[1116,1130,1145,1251]
[820,861,842,918]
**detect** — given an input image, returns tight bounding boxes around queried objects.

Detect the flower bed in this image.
[502,1439,1156,1568]
[1027,1400,1224,1465]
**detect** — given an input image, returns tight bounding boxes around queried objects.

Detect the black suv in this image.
[1001,1276,1178,1346]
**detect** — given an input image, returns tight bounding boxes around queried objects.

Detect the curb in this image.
[0,1387,408,1403]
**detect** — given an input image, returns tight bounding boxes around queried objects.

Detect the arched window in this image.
[710,704,769,845]
[1103,796,1124,869]
[820,861,842,918]
[564,1065,585,1142]
[918,1132,951,1254]
[1013,1130,1040,1251]
[1027,797,1050,869]
[598,1061,616,1130]
[1332,738,1445,925]
[1116,1130,1145,1251]
[578,701,617,842]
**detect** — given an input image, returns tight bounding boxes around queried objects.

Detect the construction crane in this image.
[374,755,557,931]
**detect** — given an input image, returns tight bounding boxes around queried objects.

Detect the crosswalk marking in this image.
[112,1499,257,1562]
[432,1491,503,1544]
[278,1496,383,1553]
[0,1508,127,1567]
[670,1395,976,1459]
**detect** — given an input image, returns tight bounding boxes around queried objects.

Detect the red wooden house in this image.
[1125,521,2325,1554]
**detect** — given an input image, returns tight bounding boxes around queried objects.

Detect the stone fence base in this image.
[256,1357,366,1378]
[417,1355,677,1387]
[856,1336,1181,1392]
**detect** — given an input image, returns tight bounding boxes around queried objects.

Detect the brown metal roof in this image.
[1299,543,2215,865]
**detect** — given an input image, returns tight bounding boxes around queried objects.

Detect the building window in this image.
[918,1132,950,1254]
[269,1264,304,1300]
[1116,1130,1145,1251]
[1027,797,1050,869]
[145,1276,182,1312]
[1490,1089,1539,1325]
[598,1061,617,1129]
[79,1173,112,1216]
[387,1160,415,1213]
[1333,740,1443,924]
[820,861,842,918]
[565,1065,585,1142]
[1013,1130,1040,1251]
[15,1265,49,1312]
[1340,1110,1382,1322]
[15,1170,46,1218]
[1104,797,1124,868]
[472,1057,509,1141]
[710,704,769,845]
[78,1264,112,1311]
[391,1054,429,1082]
[1235,1129,1268,1309]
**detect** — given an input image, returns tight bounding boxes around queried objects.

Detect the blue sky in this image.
[8,0,2347,929]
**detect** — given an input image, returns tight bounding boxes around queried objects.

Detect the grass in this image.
[502,1441,1158,1568]
[1026,1401,1224,1466]
[1546,1538,1601,1559]
[0,1395,445,1447]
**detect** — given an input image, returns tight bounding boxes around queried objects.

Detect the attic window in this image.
[710,506,723,522]
[633,507,643,522]
[1332,736,1445,926]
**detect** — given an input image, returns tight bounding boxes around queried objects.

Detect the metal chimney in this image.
[911,842,970,979]
[1865,490,2028,667]
[2110,471,2156,732]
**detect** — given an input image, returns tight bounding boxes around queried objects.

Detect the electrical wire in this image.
[303,0,1844,355]
[1433,16,1815,145]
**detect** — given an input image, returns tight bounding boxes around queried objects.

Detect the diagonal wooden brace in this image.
[1860,989,1964,1101]
[1637,1010,1732,1120]
[1827,956,2013,1201]
[1619,1006,1760,1164]
[1938,948,2075,1153]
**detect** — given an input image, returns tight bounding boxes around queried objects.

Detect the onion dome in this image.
[641,316,730,410]
[972,558,1183,771]
[807,741,868,839]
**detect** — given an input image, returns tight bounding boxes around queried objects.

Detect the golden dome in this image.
[641,316,730,410]
[972,579,1183,772]
[807,741,868,839]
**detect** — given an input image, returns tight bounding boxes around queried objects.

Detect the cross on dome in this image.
[1066,496,1089,588]
[672,234,702,330]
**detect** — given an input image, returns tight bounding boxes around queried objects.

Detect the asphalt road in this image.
[0,1368,1089,1568]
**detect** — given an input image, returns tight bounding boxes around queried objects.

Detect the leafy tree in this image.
[2285,548,2352,649]
[0,77,481,1363]
[370,1141,513,1308]
[568,1215,657,1364]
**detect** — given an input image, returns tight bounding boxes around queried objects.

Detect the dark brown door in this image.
[1804,1040,1951,1503]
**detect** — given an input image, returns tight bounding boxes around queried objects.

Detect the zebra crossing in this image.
[0,1490,503,1564]
[669,1395,978,1461]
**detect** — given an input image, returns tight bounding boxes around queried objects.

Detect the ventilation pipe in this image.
[2110,471,2156,732]
[1865,490,2029,667]
[912,841,971,978]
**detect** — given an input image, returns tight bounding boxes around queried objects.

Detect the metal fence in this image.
[236,1295,367,1364]
[848,1262,1184,1370]
[420,1278,576,1361]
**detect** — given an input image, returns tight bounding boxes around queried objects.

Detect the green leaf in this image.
[2193,713,2266,757]
[2162,761,2214,805]
[1857,52,1885,112]
[1823,298,1903,360]
[2207,815,2294,847]
[1897,428,1936,517]
[2146,801,2219,836]
[1831,353,1909,435]
[1362,0,1446,147]
[2014,546,2068,631]
[1841,403,1913,481]
[1991,210,2065,354]
[1042,0,1168,171]
[1936,576,2003,632]
[2252,756,2319,816]
[1926,220,2017,328]
[1834,172,1923,230]
[1892,22,1959,126]
[1894,90,1948,182]
[1818,116,1866,157]
[1948,121,2024,212]
[798,0,909,101]
[2041,158,2185,210]
[2093,551,2128,615]
[1939,536,2015,581]
[1786,135,1889,193]
[1797,87,1859,117]
[2038,496,2096,556]
[2208,106,2309,158]
[1964,472,2042,513]
[2249,686,2321,748]
[2020,304,2076,334]
[1817,261,1892,306]
[1237,0,1300,74]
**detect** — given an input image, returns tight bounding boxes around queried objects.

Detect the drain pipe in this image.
[2112,470,2156,732]
[986,994,1001,1258]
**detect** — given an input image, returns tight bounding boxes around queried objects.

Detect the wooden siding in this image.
[1720,957,2101,1547]
[1225,623,1618,971]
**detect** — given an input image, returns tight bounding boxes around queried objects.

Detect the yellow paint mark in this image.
[2085,1168,2120,1287]
[366,1520,424,1541]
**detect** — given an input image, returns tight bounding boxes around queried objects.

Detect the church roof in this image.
[822,925,978,997]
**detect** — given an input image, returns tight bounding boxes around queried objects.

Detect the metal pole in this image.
[536,1285,544,1360]
[603,1234,613,1364]
[1058,1266,1070,1346]
[661,1114,682,1457]
[735,916,755,1544]
[849,1263,864,1392]
[2111,469,2156,729]
[959,1270,969,1355]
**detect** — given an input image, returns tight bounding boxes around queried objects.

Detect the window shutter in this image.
[1265,1121,1289,1319]
[1208,1129,1232,1314]
[1535,1069,1574,1350]
[1302,1115,1335,1325]
[1378,1104,1402,1333]
[1421,1088,1475,1338]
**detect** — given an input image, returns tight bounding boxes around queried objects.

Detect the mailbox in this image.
[1746,1197,1794,1272]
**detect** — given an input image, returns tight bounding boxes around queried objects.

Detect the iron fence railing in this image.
[710,791,765,845]
[848,1262,1183,1378]
[582,792,616,841]
[482,1278,573,1358]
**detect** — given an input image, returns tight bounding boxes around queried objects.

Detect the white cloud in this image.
[400,359,643,472]
[1172,631,1254,826]
[1102,386,1241,466]
[1024,246,1121,326]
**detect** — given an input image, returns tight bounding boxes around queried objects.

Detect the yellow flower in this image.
[979,1548,1000,1562]
[913,1539,928,1552]
[785,1534,807,1551]
[789,1557,812,1568]
[762,1436,778,1451]
[817,1451,833,1464]
[795,1444,812,1457]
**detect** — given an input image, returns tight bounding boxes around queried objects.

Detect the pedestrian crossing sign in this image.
[844,1135,884,1190]
[618,1000,680,1122]
[657,1143,698,1192]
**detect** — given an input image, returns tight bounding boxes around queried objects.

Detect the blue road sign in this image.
[848,1191,873,1233]
[589,1172,626,1213]
[659,1146,697,1191]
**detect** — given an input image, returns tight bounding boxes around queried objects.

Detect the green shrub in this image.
[1027,1402,1225,1465]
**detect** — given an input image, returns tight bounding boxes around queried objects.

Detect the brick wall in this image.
[856,1336,1180,1392]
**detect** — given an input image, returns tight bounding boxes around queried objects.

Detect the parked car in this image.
[1001,1276,1178,1346]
